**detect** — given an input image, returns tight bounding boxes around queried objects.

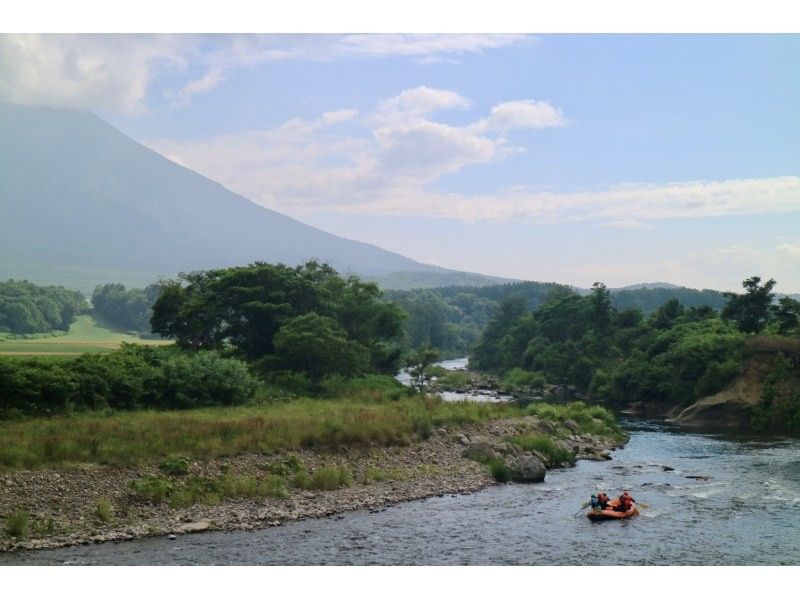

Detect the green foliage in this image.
[407,346,441,391]
[272,313,369,380]
[511,434,575,465]
[526,402,624,440]
[5,509,28,538]
[92,283,162,334]
[773,297,800,336]
[469,277,761,408]
[488,458,512,483]
[0,280,87,335]
[130,475,175,504]
[96,497,114,523]
[0,394,520,469]
[750,353,800,431]
[150,261,405,378]
[502,368,546,392]
[160,455,190,476]
[291,465,352,490]
[0,345,260,416]
[365,466,389,483]
[722,276,776,334]
[435,370,473,391]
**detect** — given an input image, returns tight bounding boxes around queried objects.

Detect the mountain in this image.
[368,270,518,291]
[0,102,461,292]
[613,282,681,291]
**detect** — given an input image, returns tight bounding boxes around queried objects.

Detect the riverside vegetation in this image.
[0,261,624,550]
[470,276,800,431]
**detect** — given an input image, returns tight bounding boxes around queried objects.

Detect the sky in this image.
[2,33,799,292]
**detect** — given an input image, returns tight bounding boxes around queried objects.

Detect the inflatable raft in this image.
[587,499,639,521]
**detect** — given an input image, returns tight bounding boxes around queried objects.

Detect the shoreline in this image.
[1,416,624,553]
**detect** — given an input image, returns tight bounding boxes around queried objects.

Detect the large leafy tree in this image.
[721,276,776,333]
[150,261,405,375]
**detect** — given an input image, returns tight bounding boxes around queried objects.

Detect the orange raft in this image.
[587,498,639,521]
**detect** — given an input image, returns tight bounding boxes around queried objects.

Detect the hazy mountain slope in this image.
[0,102,446,291]
[369,270,517,291]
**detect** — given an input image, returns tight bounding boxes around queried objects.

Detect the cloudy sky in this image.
[2,33,799,291]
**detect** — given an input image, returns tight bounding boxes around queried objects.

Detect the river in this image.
[3,420,799,565]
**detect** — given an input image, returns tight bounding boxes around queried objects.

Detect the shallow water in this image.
[4,421,799,565]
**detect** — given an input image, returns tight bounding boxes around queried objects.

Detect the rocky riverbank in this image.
[0,415,623,553]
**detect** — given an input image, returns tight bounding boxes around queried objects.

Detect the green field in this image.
[0,314,171,357]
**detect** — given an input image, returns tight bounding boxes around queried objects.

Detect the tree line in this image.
[0,280,87,334]
[469,276,800,423]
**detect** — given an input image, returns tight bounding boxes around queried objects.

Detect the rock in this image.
[436,428,448,435]
[168,534,177,540]
[662,465,675,472]
[178,519,214,533]
[564,419,581,434]
[458,435,471,446]
[508,455,547,483]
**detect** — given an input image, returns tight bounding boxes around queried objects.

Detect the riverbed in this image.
[3,420,798,565]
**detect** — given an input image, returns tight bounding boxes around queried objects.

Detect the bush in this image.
[511,434,574,465]
[502,368,546,391]
[488,458,512,482]
[293,465,352,490]
[160,455,190,476]
[0,346,261,417]
[96,497,114,523]
[5,509,28,538]
[130,475,175,503]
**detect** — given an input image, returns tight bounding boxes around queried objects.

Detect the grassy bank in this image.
[0,314,170,357]
[0,396,523,470]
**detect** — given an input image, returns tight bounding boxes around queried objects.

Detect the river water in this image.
[3,420,800,565]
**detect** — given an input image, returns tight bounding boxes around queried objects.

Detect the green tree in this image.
[407,347,441,392]
[773,296,800,336]
[272,313,369,380]
[721,276,776,333]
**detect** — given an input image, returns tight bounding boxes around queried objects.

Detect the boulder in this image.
[564,419,581,434]
[178,519,214,533]
[509,456,546,483]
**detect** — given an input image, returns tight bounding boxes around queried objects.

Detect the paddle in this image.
[573,502,590,517]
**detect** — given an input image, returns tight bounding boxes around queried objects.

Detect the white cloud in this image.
[0,34,187,114]
[149,86,556,211]
[373,86,471,122]
[169,66,226,108]
[147,84,800,230]
[469,100,567,133]
[0,34,531,112]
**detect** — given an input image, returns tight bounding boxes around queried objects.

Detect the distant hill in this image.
[0,102,453,292]
[613,282,681,291]
[369,270,517,291]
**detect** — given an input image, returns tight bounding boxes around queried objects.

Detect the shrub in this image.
[5,509,28,538]
[160,455,190,476]
[488,458,512,482]
[96,497,114,523]
[365,467,389,483]
[512,434,574,465]
[312,465,353,490]
[129,475,174,503]
[293,465,352,490]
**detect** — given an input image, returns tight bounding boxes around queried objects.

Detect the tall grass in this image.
[526,401,625,440]
[0,396,521,470]
[5,510,28,538]
[511,434,575,465]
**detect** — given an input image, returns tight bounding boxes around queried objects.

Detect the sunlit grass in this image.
[0,395,522,470]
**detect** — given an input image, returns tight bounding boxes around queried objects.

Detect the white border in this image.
[3,0,800,33]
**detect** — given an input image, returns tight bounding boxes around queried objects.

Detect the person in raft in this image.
[597,491,610,510]
[613,490,636,512]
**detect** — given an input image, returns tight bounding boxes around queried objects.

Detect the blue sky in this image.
[2,34,799,291]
